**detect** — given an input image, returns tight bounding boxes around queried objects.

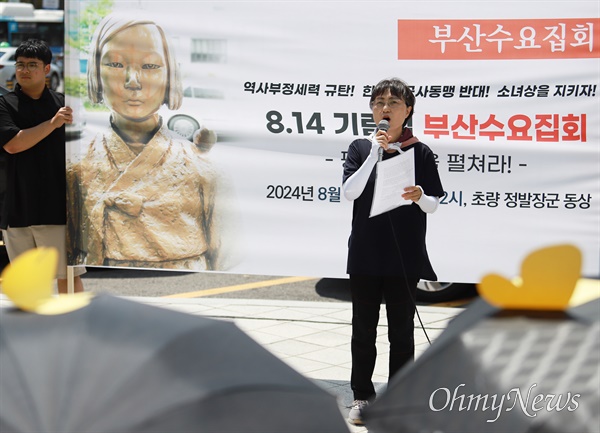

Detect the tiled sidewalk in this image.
[139,297,462,432]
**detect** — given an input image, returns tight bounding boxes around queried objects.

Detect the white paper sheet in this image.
[369,148,415,218]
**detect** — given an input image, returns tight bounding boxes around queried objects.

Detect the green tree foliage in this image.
[66,0,113,54]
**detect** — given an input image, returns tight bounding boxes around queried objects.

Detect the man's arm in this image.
[2,106,72,154]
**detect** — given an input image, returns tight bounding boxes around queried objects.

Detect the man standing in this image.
[0,39,84,293]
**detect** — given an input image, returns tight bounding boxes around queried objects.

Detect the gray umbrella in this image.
[0,294,349,433]
[364,297,599,433]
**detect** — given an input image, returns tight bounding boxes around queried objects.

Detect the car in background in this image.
[0,46,61,91]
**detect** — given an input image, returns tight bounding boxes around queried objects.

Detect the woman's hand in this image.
[402,186,422,202]
[369,129,391,160]
[374,129,390,151]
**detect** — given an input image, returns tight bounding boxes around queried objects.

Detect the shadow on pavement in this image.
[82,267,193,279]
[315,278,352,302]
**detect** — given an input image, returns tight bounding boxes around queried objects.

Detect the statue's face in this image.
[100,24,168,123]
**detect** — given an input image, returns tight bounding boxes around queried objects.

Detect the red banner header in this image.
[398,19,600,60]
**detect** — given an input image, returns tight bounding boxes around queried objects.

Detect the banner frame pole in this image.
[67,266,74,294]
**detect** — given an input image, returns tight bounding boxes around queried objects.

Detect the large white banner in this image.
[65,0,600,283]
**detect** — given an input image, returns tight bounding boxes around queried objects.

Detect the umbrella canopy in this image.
[365,298,599,433]
[0,294,350,433]
[364,244,599,433]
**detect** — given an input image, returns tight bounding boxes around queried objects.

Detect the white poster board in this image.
[65,0,600,283]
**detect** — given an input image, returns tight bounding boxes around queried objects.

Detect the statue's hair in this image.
[87,14,182,110]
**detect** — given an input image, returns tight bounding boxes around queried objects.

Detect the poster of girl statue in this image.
[67,14,237,271]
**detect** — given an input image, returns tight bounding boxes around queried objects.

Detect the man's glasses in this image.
[14,62,44,72]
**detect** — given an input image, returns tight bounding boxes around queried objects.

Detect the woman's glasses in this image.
[370,98,405,110]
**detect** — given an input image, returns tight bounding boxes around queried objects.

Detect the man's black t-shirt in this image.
[0,84,67,229]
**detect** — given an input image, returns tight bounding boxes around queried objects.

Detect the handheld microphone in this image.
[377,119,390,162]
[377,119,390,133]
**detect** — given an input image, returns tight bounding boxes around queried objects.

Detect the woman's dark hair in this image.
[15,39,52,65]
[369,78,415,128]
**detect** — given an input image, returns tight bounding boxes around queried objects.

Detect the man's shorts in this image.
[2,225,86,279]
